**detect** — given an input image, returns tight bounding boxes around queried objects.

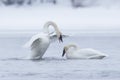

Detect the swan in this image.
[62,44,108,59]
[24,21,63,60]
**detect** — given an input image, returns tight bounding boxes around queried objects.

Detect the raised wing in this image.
[31,38,41,50]
[30,38,47,59]
[23,33,44,48]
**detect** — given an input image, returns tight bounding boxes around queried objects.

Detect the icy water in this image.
[0,32,120,80]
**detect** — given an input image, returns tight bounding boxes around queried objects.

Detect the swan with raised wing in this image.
[24,21,63,60]
[62,44,108,59]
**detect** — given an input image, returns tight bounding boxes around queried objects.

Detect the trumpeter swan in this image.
[62,44,108,59]
[24,21,63,60]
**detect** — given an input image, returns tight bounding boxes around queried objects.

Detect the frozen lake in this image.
[0,31,120,80]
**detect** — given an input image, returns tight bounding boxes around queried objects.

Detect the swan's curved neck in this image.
[43,21,60,34]
[68,44,78,50]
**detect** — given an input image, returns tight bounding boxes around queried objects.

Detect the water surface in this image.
[0,32,120,80]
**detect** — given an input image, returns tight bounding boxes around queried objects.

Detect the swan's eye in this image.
[59,34,63,42]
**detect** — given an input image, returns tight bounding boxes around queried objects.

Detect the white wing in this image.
[28,37,49,60]
[31,38,41,50]
[79,48,108,59]
[23,33,46,48]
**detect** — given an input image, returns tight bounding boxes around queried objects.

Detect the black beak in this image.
[62,48,66,57]
[59,34,63,42]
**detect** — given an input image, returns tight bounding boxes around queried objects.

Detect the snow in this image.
[0,5,120,32]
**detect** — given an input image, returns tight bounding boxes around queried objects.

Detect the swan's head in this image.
[62,46,68,57]
[43,21,63,42]
[58,32,63,42]
[62,44,78,57]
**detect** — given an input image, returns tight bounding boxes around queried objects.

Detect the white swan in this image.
[24,21,63,60]
[62,44,108,59]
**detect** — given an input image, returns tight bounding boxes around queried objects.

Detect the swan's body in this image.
[24,21,63,60]
[62,44,108,59]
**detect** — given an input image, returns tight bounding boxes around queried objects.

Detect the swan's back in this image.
[78,48,103,55]
[78,48,107,59]
[66,48,107,59]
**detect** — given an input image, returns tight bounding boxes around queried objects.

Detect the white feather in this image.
[23,33,47,48]
[63,44,108,59]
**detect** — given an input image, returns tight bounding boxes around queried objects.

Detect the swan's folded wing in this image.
[50,34,69,42]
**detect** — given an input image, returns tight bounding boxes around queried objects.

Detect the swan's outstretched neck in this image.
[43,21,60,34]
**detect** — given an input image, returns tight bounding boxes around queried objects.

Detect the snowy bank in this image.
[0,6,120,32]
